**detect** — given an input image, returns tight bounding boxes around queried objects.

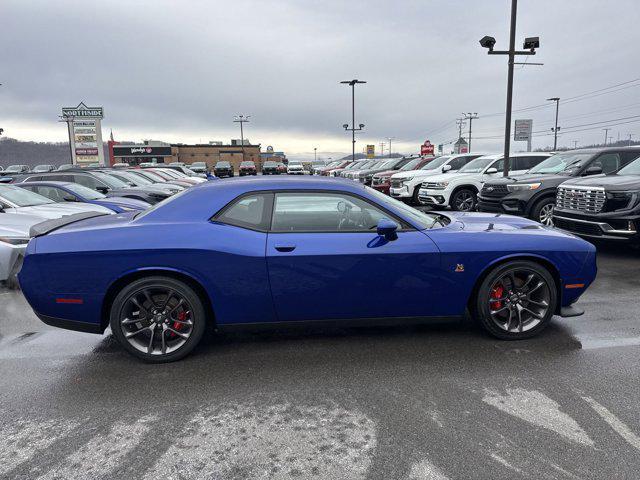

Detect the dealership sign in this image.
[420,140,435,155]
[514,119,533,141]
[366,144,375,158]
[61,103,105,166]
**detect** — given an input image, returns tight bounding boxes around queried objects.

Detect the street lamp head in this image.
[523,37,540,51]
[340,79,367,86]
[343,123,349,129]
[359,123,365,129]
[547,97,560,102]
[479,36,496,51]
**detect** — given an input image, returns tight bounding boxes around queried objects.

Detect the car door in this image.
[266,191,442,322]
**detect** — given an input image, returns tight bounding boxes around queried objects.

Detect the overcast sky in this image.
[1,0,639,159]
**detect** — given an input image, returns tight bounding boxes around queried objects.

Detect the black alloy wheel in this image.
[451,189,477,212]
[475,260,557,340]
[110,276,206,362]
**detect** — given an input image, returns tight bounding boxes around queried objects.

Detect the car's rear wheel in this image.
[110,276,206,363]
[531,197,555,226]
[475,261,557,340]
[411,186,423,205]
[451,188,477,212]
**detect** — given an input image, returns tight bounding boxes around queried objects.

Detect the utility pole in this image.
[313,147,317,162]
[462,113,478,152]
[629,134,635,147]
[379,142,386,157]
[340,79,367,160]
[479,0,540,176]
[386,137,395,157]
[547,97,560,150]
[603,128,610,146]
[233,115,250,162]
[573,140,578,149]
[456,118,466,141]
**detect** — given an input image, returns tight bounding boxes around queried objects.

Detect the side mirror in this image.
[95,186,109,194]
[584,166,603,176]
[442,164,452,173]
[485,167,498,174]
[0,204,4,213]
[62,194,77,202]
[377,218,398,241]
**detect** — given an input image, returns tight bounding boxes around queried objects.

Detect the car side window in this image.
[73,174,100,189]
[490,159,505,171]
[592,153,621,174]
[215,193,272,231]
[271,192,392,233]
[30,186,68,202]
[448,157,467,170]
[621,151,640,168]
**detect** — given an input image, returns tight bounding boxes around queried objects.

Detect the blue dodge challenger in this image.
[18,176,596,362]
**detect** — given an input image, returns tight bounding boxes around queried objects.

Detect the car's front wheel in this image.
[451,188,477,212]
[475,260,557,340]
[110,276,207,362]
[531,197,555,226]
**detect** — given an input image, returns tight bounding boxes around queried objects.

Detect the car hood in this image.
[426,172,476,183]
[392,169,446,180]
[484,173,571,186]
[0,213,45,234]
[7,202,113,219]
[373,169,397,178]
[444,211,569,235]
[559,174,640,191]
[97,196,151,209]
[111,186,170,197]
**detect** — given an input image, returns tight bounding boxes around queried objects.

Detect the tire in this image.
[451,188,477,212]
[110,276,207,363]
[474,260,557,340]
[531,197,555,226]
[411,186,423,206]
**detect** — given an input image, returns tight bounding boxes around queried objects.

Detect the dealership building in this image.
[109,140,262,171]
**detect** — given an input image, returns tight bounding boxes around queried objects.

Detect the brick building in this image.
[171,141,261,171]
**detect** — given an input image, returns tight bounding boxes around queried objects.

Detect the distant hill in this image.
[339,152,405,160]
[0,138,113,168]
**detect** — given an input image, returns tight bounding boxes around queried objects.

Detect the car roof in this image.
[16,181,76,187]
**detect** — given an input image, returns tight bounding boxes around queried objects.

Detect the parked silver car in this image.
[0,184,113,218]
[0,217,31,287]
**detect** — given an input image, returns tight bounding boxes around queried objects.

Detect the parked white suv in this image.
[389,153,485,204]
[418,152,552,211]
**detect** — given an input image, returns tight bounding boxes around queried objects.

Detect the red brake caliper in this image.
[490,285,504,310]
[169,311,187,338]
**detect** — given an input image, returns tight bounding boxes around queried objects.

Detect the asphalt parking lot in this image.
[0,242,639,480]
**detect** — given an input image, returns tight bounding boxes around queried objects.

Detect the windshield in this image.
[192,162,206,167]
[264,161,277,167]
[131,170,161,183]
[365,186,437,229]
[65,183,105,199]
[617,156,640,175]
[34,165,51,171]
[422,156,450,170]
[216,162,231,168]
[0,185,53,206]
[528,152,594,174]
[93,172,129,188]
[377,160,396,170]
[459,156,497,173]
[401,159,421,171]
[240,161,255,166]
[117,171,153,185]
[5,165,26,172]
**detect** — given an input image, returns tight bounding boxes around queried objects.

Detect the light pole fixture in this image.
[341,79,367,161]
[547,97,560,150]
[480,0,540,176]
[233,115,250,163]
[462,113,478,152]
[314,147,317,162]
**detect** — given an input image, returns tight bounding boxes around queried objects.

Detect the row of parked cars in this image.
[0,165,211,287]
[315,146,640,244]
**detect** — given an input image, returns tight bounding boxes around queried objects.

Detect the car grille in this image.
[422,182,440,189]
[556,185,605,213]
[371,176,387,186]
[554,217,603,236]
[480,184,509,198]
[390,179,404,188]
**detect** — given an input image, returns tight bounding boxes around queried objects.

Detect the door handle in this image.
[274,244,296,252]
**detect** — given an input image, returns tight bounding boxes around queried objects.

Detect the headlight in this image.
[0,237,30,246]
[506,182,542,192]
[430,181,449,189]
[401,177,414,183]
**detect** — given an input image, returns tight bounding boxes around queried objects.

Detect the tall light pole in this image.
[313,147,317,162]
[547,97,560,150]
[341,79,366,160]
[629,134,636,147]
[479,0,540,176]
[603,128,610,146]
[463,113,478,152]
[233,115,250,162]
[573,140,578,149]
[386,136,395,157]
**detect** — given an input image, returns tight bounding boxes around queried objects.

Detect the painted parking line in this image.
[0,419,78,477]
[143,402,377,480]
[583,396,640,452]
[483,388,594,447]
[577,336,640,350]
[35,415,156,480]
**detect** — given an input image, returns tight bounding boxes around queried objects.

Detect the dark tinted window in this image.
[73,174,102,190]
[449,155,479,170]
[271,192,391,232]
[591,153,621,174]
[215,193,272,231]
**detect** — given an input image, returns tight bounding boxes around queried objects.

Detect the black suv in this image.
[553,152,640,242]
[10,169,172,204]
[213,161,234,178]
[477,147,640,225]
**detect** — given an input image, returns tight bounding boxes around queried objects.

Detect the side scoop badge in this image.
[455,264,465,273]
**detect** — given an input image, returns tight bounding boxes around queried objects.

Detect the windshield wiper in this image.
[428,214,448,229]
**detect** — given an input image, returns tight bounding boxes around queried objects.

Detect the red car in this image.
[239,160,257,176]
[371,156,434,194]
[321,160,352,176]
